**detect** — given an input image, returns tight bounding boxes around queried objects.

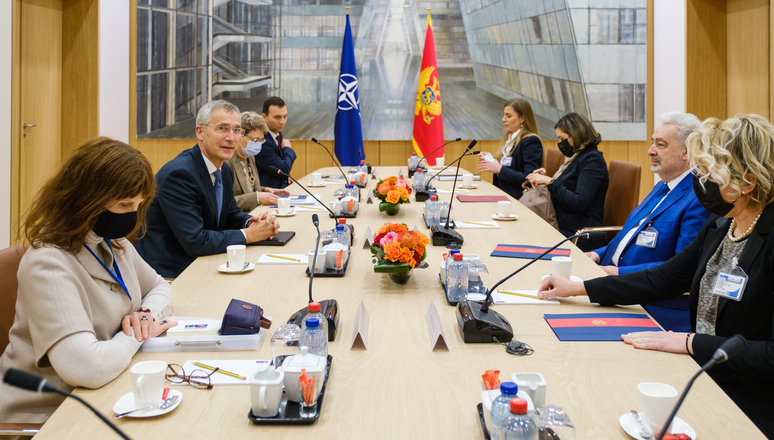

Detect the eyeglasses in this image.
[243,133,265,143]
[204,124,245,137]
[166,363,217,390]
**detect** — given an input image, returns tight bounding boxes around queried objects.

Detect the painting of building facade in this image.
[136,0,647,141]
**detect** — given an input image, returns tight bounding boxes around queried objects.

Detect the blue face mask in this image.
[243,139,264,157]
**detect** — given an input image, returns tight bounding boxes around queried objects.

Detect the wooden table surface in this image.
[35,167,764,439]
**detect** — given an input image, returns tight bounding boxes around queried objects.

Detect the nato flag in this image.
[334,13,365,167]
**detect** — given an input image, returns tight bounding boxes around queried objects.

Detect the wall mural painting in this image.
[137,0,647,141]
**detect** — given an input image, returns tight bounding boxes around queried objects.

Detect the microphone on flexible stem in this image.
[655,335,747,440]
[3,369,132,440]
[413,138,462,173]
[424,151,481,188]
[430,140,476,248]
[311,138,349,182]
[286,214,340,341]
[457,232,589,343]
[269,166,339,222]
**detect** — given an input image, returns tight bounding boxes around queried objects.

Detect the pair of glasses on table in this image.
[166,364,218,390]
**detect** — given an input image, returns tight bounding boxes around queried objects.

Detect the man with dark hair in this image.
[138,100,280,279]
[256,96,296,188]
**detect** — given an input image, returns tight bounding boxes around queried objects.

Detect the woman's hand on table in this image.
[622,331,692,354]
[122,311,177,342]
[257,191,279,206]
[266,187,290,196]
[477,156,502,174]
[538,274,586,298]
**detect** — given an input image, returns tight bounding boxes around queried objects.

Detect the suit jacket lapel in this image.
[192,145,219,225]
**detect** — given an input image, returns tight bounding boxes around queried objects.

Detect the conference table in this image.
[35,167,764,439]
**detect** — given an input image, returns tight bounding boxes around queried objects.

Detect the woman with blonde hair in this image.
[227,111,289,213]
[0,137,175,423]
[538,114,774,436]
[478,98,542,199]
[526,112,609,250]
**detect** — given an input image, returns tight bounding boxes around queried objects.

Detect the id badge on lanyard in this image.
[712,257,748,301]
[500,156,513,167]
[635,224,658,248]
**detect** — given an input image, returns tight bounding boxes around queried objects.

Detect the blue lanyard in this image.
[84,239,130,301]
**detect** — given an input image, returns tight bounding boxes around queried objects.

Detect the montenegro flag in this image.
[412,13,444,166]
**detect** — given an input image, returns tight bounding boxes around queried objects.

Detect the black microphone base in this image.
[287,299,340,342]
[456,300,514,343]
[431,225,463,247]
[414,188,437,202]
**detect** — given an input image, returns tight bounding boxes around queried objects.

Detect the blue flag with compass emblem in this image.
[334,12,365,166]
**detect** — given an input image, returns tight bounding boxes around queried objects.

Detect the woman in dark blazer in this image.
[538,114,774,437]
[526,112,609,250]
[478,98,542,200]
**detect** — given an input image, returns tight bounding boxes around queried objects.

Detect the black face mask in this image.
[692,175,736,217]
[558,139,574,157]
[93,210,138,239]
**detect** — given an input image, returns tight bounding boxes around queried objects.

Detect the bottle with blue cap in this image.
[490,382,520,440]
[300,318,327,357]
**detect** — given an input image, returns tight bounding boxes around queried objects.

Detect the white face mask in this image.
[243,139,264,157]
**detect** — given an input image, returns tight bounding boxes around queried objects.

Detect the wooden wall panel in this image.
[686,0,728,120]
[61,0,99,156]
[727,0,770,118]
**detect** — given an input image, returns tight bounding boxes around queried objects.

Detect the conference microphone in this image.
[430,140,477,247]
[457,232,590,343]
[286,213,340,341]
[424,150,481,188]
[311,138,349,182]
[656,335,747,440]
[414,137,462,170]
[268,165,339,221]
[3,368,132,440]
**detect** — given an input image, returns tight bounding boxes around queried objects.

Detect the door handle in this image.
[23,123,36,137]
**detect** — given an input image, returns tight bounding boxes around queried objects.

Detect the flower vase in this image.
[388,270,412,284]
[384,204,401,216]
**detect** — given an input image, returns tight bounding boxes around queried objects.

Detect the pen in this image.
[498,290,549,301]
[193,362,246,380]
[463,221,495,227]
[267,254,301,262]
[298,206,324,210]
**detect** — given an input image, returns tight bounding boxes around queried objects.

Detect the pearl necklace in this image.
[728,211,763,242]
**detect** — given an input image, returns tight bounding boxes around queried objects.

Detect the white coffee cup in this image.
[498,200,512,218]
[250,367,284,417]
[329,200,342,215]
[278,198,291,215]
[638,382,678,434]
[311,173,323,186]
[307,250,326,273]
[227,244,246,269]
[551,256,572,278]
[463,173,474,187]
[130,360,166,408]
[435,157,445,168]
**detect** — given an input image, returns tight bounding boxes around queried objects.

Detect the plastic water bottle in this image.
[446,253,468,301]
[334,224,350,249]
[413,168,426,191]
[300,318,327,357]
[302,302,328,342]
[347,182,359,200]
[490,382,520,440]
[408,152,419,171]
[358,160,368,184]
[441,249,460,287]
[425,195,440,227]
[338,218,353,243]
[497,397,537,440]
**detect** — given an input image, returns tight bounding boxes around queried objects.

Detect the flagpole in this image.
[346,6,349,15]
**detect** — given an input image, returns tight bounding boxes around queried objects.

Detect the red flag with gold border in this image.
[412,13,444,166]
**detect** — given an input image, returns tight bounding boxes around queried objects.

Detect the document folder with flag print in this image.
[490,244,571,260]
[544,313,663,341]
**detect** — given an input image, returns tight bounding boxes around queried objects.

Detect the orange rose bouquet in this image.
[371,222,430,273]
[373,176,411,214]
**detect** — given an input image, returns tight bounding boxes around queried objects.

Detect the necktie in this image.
[641,181,670,221]
[214,169,223,223]
[277,132,283,157]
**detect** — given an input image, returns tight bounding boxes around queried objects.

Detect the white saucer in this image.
[542,274,582,283]
[217,262,255,273]
[458,184,478,189]
[113,389,182,418]
[492,213,518,221]
[308,183,326,187]
[619,413,696,439]
[274,209,296,217]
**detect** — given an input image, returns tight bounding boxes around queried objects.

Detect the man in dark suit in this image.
[138,100,279,279]
[255,96,296,189]
[586,112,710,331]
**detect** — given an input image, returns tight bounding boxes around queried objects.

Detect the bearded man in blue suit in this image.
[586,112,710,331]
